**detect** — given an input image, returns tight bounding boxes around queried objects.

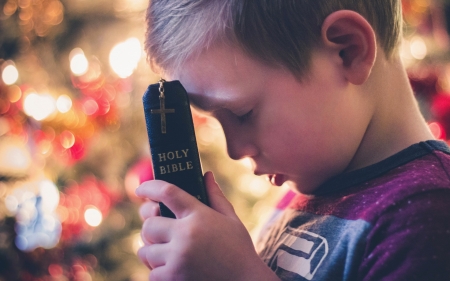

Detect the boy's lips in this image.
[267,174,285,186]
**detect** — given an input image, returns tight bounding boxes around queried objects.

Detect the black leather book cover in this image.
[142,80,209,218]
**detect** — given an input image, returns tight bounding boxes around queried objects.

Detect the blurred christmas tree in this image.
[0,0,449,280]
[0,0,282,280]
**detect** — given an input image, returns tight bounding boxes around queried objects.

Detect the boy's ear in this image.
[321,10,377,85]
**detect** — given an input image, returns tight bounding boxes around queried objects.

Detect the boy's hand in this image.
[135,171,279,281]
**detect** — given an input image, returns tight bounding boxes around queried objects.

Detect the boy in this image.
[136,0,450,280]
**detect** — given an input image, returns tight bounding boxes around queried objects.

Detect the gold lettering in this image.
[167,152,175,160]
[158,153,167,162]
[182,149,189,157]
[158,159,194,174]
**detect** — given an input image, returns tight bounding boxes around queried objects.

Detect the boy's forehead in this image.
[167,44,271,109]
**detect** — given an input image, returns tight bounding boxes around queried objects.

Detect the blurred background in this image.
[0,0,449,280]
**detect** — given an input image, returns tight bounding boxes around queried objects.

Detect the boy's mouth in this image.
[267,174,284,186]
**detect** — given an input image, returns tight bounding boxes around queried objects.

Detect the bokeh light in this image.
[131,231,144,254]
[0,139,32,174]
[2,62,19,85]
[84,206,103,227]
[410,36,427,60]
[70,48,89,76]
[23,92,57,121]
[8,85,22,103]
[60,130,75,149]
[7,180,62,252]
[56,94,73,113]
[429,122,446,140]
[82,99,99,115]
[109,37,142,78]
[39,180,60,213]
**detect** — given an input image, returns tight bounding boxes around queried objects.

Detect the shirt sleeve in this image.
[358,189,450,281]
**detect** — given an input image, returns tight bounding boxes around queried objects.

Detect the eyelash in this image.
[236,110,253,123]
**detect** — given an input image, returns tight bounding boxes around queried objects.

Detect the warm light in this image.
[109,37,142,78]
[2,62,19,85]
[4,195,19,213]
[8,85,22,103]
[5,146,31,170]
[83,99,99,115]
[131,231,144,254]
[23,92,56,121]
[60,130,75,149]
[84,206,103,227]
[0,139,32,174]
[238,175,271,198]
[239,157,255,171]
[113,0,148,12]
[38,139,52,155]
[69,48,89,76]
[248,177,270,198]
[56,94,72,113]
[39,180,60,213]
[429,122,446,140]
[48,264,63,277]
[410,37,427,60]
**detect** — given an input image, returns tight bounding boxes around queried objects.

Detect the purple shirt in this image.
[258,141,450,281]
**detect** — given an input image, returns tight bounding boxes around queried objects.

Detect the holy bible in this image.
[142,79,209,218]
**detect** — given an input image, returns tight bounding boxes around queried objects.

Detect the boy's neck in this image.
[344,54,435,173]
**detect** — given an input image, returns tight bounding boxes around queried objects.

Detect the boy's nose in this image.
[223,128,258,161]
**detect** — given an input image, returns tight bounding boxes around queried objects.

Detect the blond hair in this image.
[145,0,402,76]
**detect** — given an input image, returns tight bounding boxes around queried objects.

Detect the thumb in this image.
[204,171,237,218]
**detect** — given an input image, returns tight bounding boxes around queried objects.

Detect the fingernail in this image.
[135,186,142,195]
[205,171,216,182]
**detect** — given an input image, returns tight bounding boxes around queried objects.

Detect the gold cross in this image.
[151,80,175,134]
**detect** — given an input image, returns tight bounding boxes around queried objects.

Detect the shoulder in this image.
[357,187,450,280]
[363,147,450,217]
[356,147,450,280]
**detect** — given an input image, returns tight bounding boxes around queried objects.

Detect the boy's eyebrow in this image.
[187,92,222,113]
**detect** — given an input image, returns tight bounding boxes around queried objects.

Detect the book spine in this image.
[142,81,208,218]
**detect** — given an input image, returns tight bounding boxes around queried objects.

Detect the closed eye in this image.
[236,110,253,123]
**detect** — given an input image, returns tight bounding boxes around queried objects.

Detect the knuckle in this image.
[139,201,160,219]
[150,268,175,281]
[149,271,161,281]
[141,219,154,243]
[151,204,161,216]
[159,183,177,199]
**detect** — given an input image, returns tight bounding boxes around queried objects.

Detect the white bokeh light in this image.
[109,37,142,78]
[84,206,103,227]
[56,94,72,113]
[69,48,89,76]
[410,36,427,60]
[23,92,56,121]
[39,180,60,213]
[2,62,19,85]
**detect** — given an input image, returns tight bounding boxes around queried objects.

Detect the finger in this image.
[204,171,237,218]
[149,266,173,281]
[137,246,151,269]
[139,200,160,220]
[142,216,173,244]
[136,180,199,218]
[137,244,167,270]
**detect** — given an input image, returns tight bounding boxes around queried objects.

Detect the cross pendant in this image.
[151,95,175,134]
